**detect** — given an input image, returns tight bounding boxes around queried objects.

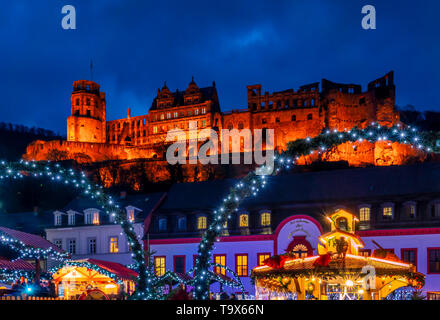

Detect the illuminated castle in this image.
[25,71,423,166]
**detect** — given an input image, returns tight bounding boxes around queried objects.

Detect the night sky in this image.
[0,0,439,134]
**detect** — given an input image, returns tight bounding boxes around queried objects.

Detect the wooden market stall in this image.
[251,209,425,300]
[51,259,137,300]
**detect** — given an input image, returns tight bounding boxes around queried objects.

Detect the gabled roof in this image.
[79,258,137,280]
[0,226,63,253]
[0,257,35,271]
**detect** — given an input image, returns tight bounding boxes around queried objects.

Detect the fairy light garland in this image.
[193,123,440,299]
[0,160,154,298]
[49,261,125,284]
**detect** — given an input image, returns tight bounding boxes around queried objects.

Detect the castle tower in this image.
[67,80,106,143]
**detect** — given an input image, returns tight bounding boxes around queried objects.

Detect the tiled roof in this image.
[0,257,35,271]
[0,226,63,253]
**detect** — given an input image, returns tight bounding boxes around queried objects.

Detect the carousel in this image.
[51,259,137,300]
[251,209,424,300]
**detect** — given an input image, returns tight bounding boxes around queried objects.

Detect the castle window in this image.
[202,108,206,114]
[238,122,244,130]
[239,213,249,228]
[76,98,80,106]
[195,109,199,115]
[276,101,281,107]
[262,118,267,124]
[201,120,206,128]
[291,115,296,121]
[160,114,165,120]
[285,101,290,108]
[228,123,233,130]
[197,216,207,230]
[311,99,315,106]
[307,114,313,120]
[173,112,178,118]
[86,98,90,106]
[86,110,91,117]
[143,130,146,137]
[167,113,171,119]
[275,117,280,123]
[260,212,271,226]
[153,126,157,134]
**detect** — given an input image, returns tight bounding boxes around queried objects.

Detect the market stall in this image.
[51,259,137,300]
[251,209,424,300]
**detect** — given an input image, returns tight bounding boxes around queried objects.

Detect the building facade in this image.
[146,162,440,298]
[45,192,165,266]
[24,71,421,167]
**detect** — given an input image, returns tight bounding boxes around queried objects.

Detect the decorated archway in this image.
[286,237,313,258]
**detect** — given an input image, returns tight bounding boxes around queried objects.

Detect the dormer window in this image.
[54,213,63,226]
[68,213,75,226]
[197,216,207,230]
[239,213,249,228]
[404,202,417,219]
[158,218,167,232]
[127,209,135,222]
[382,203,394,220]
[260,212,271,226]
[85,210,100,225]
[178,217,186,231]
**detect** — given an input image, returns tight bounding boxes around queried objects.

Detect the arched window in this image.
[260,212,271,226]
[360,206,370,222]
[292,244,309,258]
[197,216,207,230]
[239,213,249,227]
[158,218,167,231]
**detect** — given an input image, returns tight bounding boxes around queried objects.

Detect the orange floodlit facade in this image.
[24,71,425,168]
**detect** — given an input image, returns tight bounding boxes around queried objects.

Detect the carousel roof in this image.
[0,257,35,271]
[253,254,417,276]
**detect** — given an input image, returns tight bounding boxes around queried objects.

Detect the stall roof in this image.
[79,259,138,281]
[0,257,35,271]
[0,226,63,253]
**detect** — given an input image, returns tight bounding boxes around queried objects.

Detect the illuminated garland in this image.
[193,123,440,299]
[0,160,153,298]
[48,261,127,284]
[0,233,69,261]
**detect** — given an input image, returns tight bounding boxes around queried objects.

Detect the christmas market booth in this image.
[50,259,137,300]
[251,209,425,300]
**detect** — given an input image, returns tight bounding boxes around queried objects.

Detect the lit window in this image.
[167,113,171,119]
[214,255,226,275]
[160,114,164,120]
[92,212,100,225]
[109,237,119,253]
[383,206,393,219]
[258,253,270,266]
[239,214,249,227]
[292,244,308,258]
[153,126,157,134]
[358,249,370,257]
[360,207,370,222]
[236,254,248,277]
[154,256,166,276]
[202,108,206,114]
[127,210,135,222]
[195,109,199,115]
[174,112,178,118]
[260,212,271,226]
[197,216,207,230]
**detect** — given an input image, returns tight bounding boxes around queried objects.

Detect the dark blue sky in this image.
[0,1,439,134]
